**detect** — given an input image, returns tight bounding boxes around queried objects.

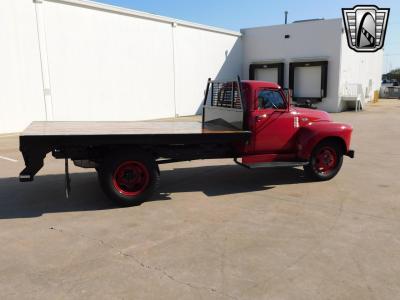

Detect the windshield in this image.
[257,90,286,110]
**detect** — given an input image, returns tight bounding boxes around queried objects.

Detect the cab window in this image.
[257,90,286,110]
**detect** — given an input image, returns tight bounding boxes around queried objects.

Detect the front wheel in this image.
[98,152,159,206]
[304,141,343,181]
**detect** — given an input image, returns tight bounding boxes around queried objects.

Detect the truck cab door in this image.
[250,89,298,154]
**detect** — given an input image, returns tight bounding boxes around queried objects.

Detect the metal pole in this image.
[171,22,178,117]
[285,11,288,24]
[34,0,53,121]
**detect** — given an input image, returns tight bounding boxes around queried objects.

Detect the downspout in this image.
[337,21,345,112]
[33,0,53,120]
[171,22,178,117]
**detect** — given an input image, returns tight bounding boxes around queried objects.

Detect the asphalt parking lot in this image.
[1,100,400,299]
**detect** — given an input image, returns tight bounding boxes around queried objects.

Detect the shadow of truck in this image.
[0,165,310,219]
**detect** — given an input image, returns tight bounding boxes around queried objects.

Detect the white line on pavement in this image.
[0,156,18,163]
[0,133,19,138]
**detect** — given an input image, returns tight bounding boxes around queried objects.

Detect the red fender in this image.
[297,122,353,160]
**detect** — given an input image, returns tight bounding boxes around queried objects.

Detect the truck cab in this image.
[203,79,354,181]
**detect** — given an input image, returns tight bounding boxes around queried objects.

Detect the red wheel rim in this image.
[112,161,150,196]
[313,146,338,175]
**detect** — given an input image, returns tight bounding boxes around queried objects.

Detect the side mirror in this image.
[283,88,292,106]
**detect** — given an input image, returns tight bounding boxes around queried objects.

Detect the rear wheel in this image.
[98,152,159,206]
[304,140,343,181]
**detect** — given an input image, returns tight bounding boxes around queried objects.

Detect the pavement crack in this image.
[48,226,238,300]
[117,250,238,300]
[49,226,107,247]
[351,255,376,300]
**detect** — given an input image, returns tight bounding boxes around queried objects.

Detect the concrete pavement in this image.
[0,100,400,299]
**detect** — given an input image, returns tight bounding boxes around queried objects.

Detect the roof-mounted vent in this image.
[292,18,325,23]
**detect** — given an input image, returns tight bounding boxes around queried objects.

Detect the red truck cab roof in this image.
[241,80,281,90]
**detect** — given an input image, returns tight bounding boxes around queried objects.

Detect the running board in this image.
[234,158,308,169]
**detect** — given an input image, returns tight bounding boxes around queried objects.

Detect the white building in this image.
[0,0,242,134]
[242,18,384,112]
[0,0,384,134]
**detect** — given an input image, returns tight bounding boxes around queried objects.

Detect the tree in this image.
[389,68,400,74]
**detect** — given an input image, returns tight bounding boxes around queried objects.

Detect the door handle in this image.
[256,114,268,121]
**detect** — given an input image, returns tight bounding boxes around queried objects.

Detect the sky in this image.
[96,0,399,72]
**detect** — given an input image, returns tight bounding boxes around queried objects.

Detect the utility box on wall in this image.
[241,19,384,112]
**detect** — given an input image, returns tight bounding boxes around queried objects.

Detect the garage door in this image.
[249,63,284,87]
[254,68,279,83]
[289,61,328,102]
[293,66,322,98]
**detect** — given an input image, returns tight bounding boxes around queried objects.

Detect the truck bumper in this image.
[346,150,355,158]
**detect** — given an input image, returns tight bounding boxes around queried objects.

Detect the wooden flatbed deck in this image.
[21,121,247,136]
[20,121,251,147]
[19,121,251,182]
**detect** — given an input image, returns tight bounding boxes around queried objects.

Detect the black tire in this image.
[97,151,159,206]
[304,140,343,181]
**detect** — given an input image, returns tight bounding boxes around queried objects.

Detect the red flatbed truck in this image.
[19,78,354,206]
